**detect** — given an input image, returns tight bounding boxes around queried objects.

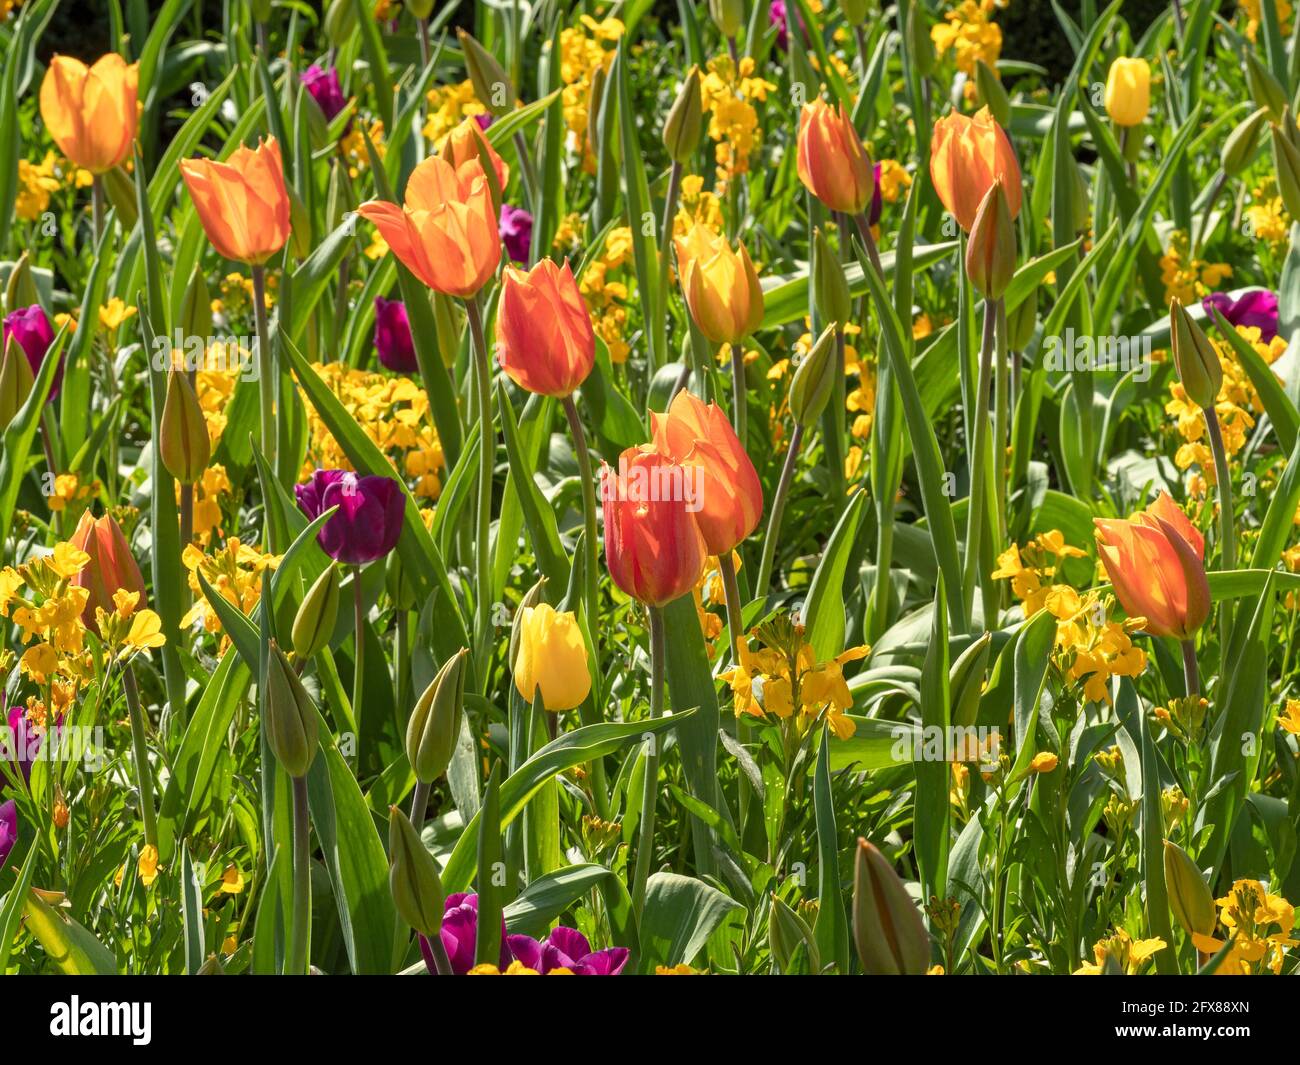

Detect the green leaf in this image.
[803,493,867,662]
[637,872,742,972]
[23,891,118,975]
[475,764,505,966]
[812,725,850,974]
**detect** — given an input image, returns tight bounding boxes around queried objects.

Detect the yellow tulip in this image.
[674,223,764,346]
[512,603,591,711]
[1104,57,1150,127]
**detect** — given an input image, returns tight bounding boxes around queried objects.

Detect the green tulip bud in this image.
[0,334,36,428]
[839,0,870,25]
[458,28,514,117]
[323,0,356,47]
[852,838,931,974]
[179,265,212,345]
[769,893,820,973]
[4,251,39,314]
[160,368,211,485]
[195,953,226,974]
[265,640,319,778]
[292,562,340,660]
[708,0,745,38]
[406,648,469,783]
[1271,119,1300,219]
[974,60,1010,128]
[812,228,851,328]
[1163,839,1216,939]
[1223,106,1270,178]
[407,0,435,18]
[789,324,838,428]
[1007,289,1038,351]
[389,806,445,937]
[1169,297,1223,410]
[1245,51,1288,122]
[663,67,703,165]
[965,178,1017,299]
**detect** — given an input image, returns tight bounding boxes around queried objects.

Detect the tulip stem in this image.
[1193,170,1227,257]
[512,131,540,217]
[409,778,430,835]
[465,297,495,661]
[852,212,885,281]
[656,159,684,377]
[250,264,275,470]
[91,175,105,244]
[1181,639,1200,698]
[992,297,1009,550]
[122,664,158,850]
[562,395,600,637]
[730,342,748,447]
[425,933,453,975]
[353,568,366,733]
[717,550,745,665]
[631,605,666,916]
[755,422,803,598]
[1203,410,1235,572]
[179,483,193,549]
[963,300,997,625]
[289,773,311,975]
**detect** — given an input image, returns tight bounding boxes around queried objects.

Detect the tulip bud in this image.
[513,603,591,711]
[1163,840,1216,938]
[457,29,514,117]
[4,252,39,314]
[323,0,357,49]
[1245,51,1288,122]
[663,67,703,165]
[160,368,210,485]
[812,228,851,328]
[1007,289,1037,350]
[1104,57,1150,128]
[789,324,838,428]
[965,178,1016,299]
[907,5,934,78]
[1223,107,1269,178]
[769,894,820,974]
[292,562,340,660]
[839,0,870,25]
[389,806,445,937]
[265,640,319,778]
[586,64,607,161]
[406,648,469,783]
[708,0,745,38]
[852,838,930,974]
[0,334,35,427]
[974,60,1010,128]
[70,511,148,629]
[949,631,991,729]
[1169,298,1223,410]
[1271,119,1300,220]
[407,0,435,17]
[179,266,212,347]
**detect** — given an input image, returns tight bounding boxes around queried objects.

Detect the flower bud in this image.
[4,251,39,313]
[180,265,212,345]
[323,0,356,47]
[1007,289,1037,350]
[907,4,934,78]
[1223,106,1269,178]
[1246,51,1288,122]
[769,893,819,974]
[586,64,607,162]
[160,368,210,485]
[974,60,1010,128]
[708,0,745,38]
[457,28,514,117]
[964,178,1016,299]
[1169,297,1222,410]
[0,334,35,428]
[389,806,445,937]
[100,165,138,229]
[292,562,340,660]
[839,0,870,25]
[513,604,591,711]
[1104,57,1150,127]
[406,648,468,782]
[265,640,319,778]
[852,838,930,974]
[407,0,435,18]
[1271,119,1300,220]
[1163,839,1216,938]
[812,228,851,328]
[196,953,226,974]
[663,67,703,165]
[789,324,838,428]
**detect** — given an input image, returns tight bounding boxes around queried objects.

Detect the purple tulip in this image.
[770,0,790,50]
[498,204,533,265]
[474,113,494,132]
[869,163,883,227]
[295,469,405,565]
[300,64,347,124]
[506,926,629,975]
[418,893,510,975]
[373,297,418,373]
[6,705,41,782]
[2,305,59,400]
[0,801,16,870]
[1202,290,1279,342]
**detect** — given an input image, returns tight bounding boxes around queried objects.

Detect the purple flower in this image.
[770,0,790,50]
[373,297,418,373]
[6,705,41,782]
[506,926,629,975]
[295,469,405,565]
[300,64,347,124]
[1202,290,1279,342]
[2,305,59,400]
[0,801,16,870]
[418,893,510,975]
[498,204,533,265]
[474,113,494,131]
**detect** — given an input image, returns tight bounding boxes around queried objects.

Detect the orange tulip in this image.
[180,137,291,264]
[601,447,707,607]
[796,99,873,215]
[39,54,139,174]
[356,155,500,298]
[929,106,1022,232]
[1094,492,1209,640]
[496,258,595,397]
[674,223,764,345]
[649,389,762,555]
[440,116,509,195]
[69,510,147,632]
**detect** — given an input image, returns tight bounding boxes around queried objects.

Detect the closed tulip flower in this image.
[496,258,595,398]
[1104,57,1150,128]
[356,155,500,298]
[39,54,139,174]
[439,115,509,194]
[674,223,764,346]
[295,469,406,565]
[2,305,59,400]
[512,603,591,711]
[180,137,291,265]
[796,99,874,215]
[1094,492,1210,640]
[374,296,418,373]
[300,64,347,123]
[69,510,147,631]
[601,447,707,607]
[930,107,1022,232]
[649,389,762,555]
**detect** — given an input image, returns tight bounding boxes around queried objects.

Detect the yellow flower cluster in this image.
[673,173,726,236]
[876,158,912,203]
[1159,231,1233,305]
[422,79,488,145]
[1192,879,1297,974]
[16,151,62,220]
[1075,928,1166,974]
[699,55,775,188]
[1246,181,1290,243]
[181,537,280,641]
[46,473,98,515]
[930,0,1003,98]
[578,226,633,364]
[558,15,623,171]
[1239,0,1293,41]
[339,118,386,180]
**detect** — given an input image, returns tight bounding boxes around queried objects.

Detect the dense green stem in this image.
[250,264,275,469]
[655,159,684,378]
[717,550,745,665]
[1181,639,1200,698]
[755,422,803,597]
[465,297,495,656]
[631,605,666,915]
[122,665,158,850]
[91,175,105,244]
[409,778,430,835]
[730,342,748,447]
[562,395,600,639]
[1204,411,1235,571]
[352,569,366,734]
[289,774,311,975]
[962,301,997,621]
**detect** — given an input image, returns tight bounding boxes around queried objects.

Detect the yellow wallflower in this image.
[16,151,62,220]
[1075,928,1166,974]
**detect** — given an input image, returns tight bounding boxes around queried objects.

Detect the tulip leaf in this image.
[1250,434,1300,571]
[503,863,638,962]
[23,890,119,975]
[496,381,569,589]
[802,491,866,663]
[180,843,206,974]
[0,843,39,973]
[1209,305,1299,454]
[915,572,951,903]
[286,215,361,343]
[812,724,850,974]
[636,872,743,973]
[475,763,505,966]
[251,844,288,975]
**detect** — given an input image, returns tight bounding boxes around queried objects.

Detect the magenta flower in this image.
[474,113,494,131]
[2,305,59,400]
[295,470,405,565]
[418,893,510,975]
[6,705,42,782]
[770,0,790,49]
[301,64,347,124]
[498,204,533,264]
[506,926,629,975]
[1202,289,1279,341]
[373,296,418,373]
[869,163,883,227]
[0,801,15,870]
